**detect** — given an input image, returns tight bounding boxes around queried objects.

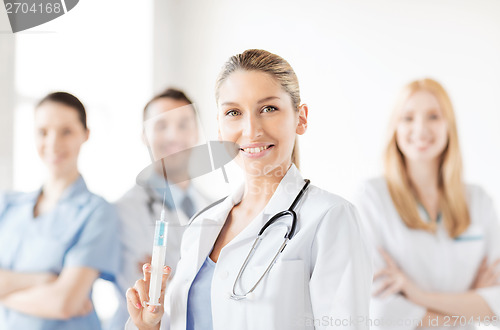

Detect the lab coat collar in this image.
[196,164,306,226]
[261,164,307,219]
[201,164,305,224]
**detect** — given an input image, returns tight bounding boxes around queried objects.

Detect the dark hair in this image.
[143,88,194,121]
[37,92,87,130]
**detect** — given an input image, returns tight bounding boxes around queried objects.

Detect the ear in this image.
[141,130,148,146]
[296,104,308,135]
[83,129,90,142]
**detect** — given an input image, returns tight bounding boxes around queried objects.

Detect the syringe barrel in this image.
[148,220,167,306]
[153,220,167,247]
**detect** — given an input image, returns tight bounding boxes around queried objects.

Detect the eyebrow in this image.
[221,96,281,107]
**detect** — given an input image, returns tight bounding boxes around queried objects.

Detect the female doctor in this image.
[355,78,500,329]
[0,92,120,329]
[125,49,373,330]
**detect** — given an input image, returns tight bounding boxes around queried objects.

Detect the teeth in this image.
[242,145,271,154]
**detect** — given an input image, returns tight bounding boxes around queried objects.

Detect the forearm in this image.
[0,269,55,297]
[411,290,495,319]
[0,282,88,320]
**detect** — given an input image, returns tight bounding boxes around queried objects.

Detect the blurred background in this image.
[1,0,499,327]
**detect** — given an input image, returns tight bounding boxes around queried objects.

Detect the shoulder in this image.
[306,184,354,211]
[464,183,497,223]
[113,185,150,220]
[301,184,361,230]
[78,190,119,227]
[0,189,37,211]
[464,183,491,203]
[303,186,369,250]
[116,185,148,205]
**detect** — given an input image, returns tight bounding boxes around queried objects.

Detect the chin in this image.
[406,152,441,163]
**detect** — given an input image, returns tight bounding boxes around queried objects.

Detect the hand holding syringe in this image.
[126,261,171,328]
[126,206,171,329]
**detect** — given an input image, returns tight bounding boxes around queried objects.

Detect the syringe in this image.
[147,208,167,306]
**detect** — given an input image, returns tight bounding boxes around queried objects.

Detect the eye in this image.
[402,115,413,122]
[37,129,47,137]
[154,121,167,131]
[261,106,277,113]
[62,128,72,135]
[225,109,240,117]
[428,113,440,120]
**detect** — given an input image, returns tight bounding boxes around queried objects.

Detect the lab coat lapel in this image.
[262,164,306,218]
[185,188,242,277]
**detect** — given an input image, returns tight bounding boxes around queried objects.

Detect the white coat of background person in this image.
[109,89,211,330]
[355,79,500,330]
[124,49,373,330]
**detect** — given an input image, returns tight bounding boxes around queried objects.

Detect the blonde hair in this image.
[384,78,470,238]
[215,49,301,169]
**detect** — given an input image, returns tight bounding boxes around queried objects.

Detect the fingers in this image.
[134,277,149,308]
[373,268,391,281]
[126,287,142,311]
[490,258,500,271]
[159,265,172,303]
[75,299,93,317]
[479,256,488,271]
[482,267,499,287]
[379,248,396,268]
[143,263,152,281]
[373,278,394,297]
[380,279,403,299]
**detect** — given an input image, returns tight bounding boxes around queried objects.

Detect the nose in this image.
[412,116,431,140]
[242,113,263,140]
[45,131,63,151]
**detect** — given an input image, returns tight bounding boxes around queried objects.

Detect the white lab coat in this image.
[111,183,209,330]
[354,178,500,330]
[126,164,373,330]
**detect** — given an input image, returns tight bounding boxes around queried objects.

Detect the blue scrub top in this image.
[186,256,215,330]
[0,176,120,330]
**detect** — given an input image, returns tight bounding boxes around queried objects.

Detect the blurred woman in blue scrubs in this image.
[0,92,120,329]
[355,79,500,329]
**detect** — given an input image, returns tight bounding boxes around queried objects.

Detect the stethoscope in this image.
[229,179,311,301]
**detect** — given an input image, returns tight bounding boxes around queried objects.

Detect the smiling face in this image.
[143,98,199,175]
[35,101,89,177]
[217,70,307,177]
[396,90,449,164]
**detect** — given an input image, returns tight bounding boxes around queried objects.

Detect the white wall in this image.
[10,0,154,202]
[154,0,500,206]
[0,10,15,190]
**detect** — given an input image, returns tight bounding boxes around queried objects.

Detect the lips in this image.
[240,145,273,154]
[239,143,275,157]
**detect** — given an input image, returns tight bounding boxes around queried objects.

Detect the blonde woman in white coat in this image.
[355,78,500,329]
[124,49,373,330]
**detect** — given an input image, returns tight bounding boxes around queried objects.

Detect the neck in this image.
[240,163,291,210]
[43,169,80,201]
[154,168,190,191]
[406,159,440,199]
